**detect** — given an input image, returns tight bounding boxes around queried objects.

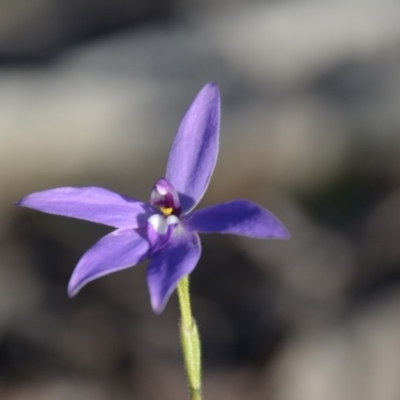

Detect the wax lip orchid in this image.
[16,83,289,314]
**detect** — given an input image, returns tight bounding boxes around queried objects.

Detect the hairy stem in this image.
[177,276,202,400]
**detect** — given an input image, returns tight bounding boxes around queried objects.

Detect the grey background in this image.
[1,0,400,399]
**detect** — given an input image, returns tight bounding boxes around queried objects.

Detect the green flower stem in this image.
[177,276,202,400]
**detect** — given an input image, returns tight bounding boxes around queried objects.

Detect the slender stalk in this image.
[177,276,202,400]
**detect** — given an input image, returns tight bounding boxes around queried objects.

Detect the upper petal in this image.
[166,83,220,214]
[68,228,149,296]
[16,187,155,228]
[146,228,201,314]
[183,200,290,239]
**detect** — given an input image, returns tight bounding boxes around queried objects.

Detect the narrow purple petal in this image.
[166,83,220,214]
[146,229,201,314]
[16,187,155,228]
[68,228,149,296]
[183,200,290,239]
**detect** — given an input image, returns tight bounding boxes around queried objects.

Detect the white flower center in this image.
[148,214,179,234]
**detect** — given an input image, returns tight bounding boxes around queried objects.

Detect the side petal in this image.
[146,229,201,314]
[166,83,220,214]
[183,200,290,239]
[68,228,149,296]
[16,187,155,228]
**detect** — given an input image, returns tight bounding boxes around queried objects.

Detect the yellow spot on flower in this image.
[160,207,173,216]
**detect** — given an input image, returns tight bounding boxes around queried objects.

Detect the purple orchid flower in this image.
[16,83,289,313]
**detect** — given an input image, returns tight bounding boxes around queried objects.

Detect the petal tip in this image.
[205,81,219,90]
[152,304,165,315]
[67,269,88,298]
[67,280,80,298]
[203,82,220,99]
[278,226,291,240]
[15,195,29,207]
[268,218,291,240]
[150,294,167,315]
[148,278,175,315]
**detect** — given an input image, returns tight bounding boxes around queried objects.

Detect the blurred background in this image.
[1,0,400,398]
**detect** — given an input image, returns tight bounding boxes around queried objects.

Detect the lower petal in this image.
[183,200,290,239]
[146,229,201,314]
[68,228,149,296]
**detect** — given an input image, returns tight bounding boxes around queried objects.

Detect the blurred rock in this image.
[270,291,400,400]
[236,196,354,328]
[201,0,400,90]
[0,0,175,59]
[357,188,400,292]
[215,95,348,191]
[1,378,116,400]
[0,236,42,334]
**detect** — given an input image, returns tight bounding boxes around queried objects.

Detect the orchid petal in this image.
[146,229,201,313]
[183,200,290,239]
[16,187,154,228]
[166,83,220,214]
[68,228,149,296]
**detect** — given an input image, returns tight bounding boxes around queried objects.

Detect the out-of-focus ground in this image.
[1,0,400,399]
